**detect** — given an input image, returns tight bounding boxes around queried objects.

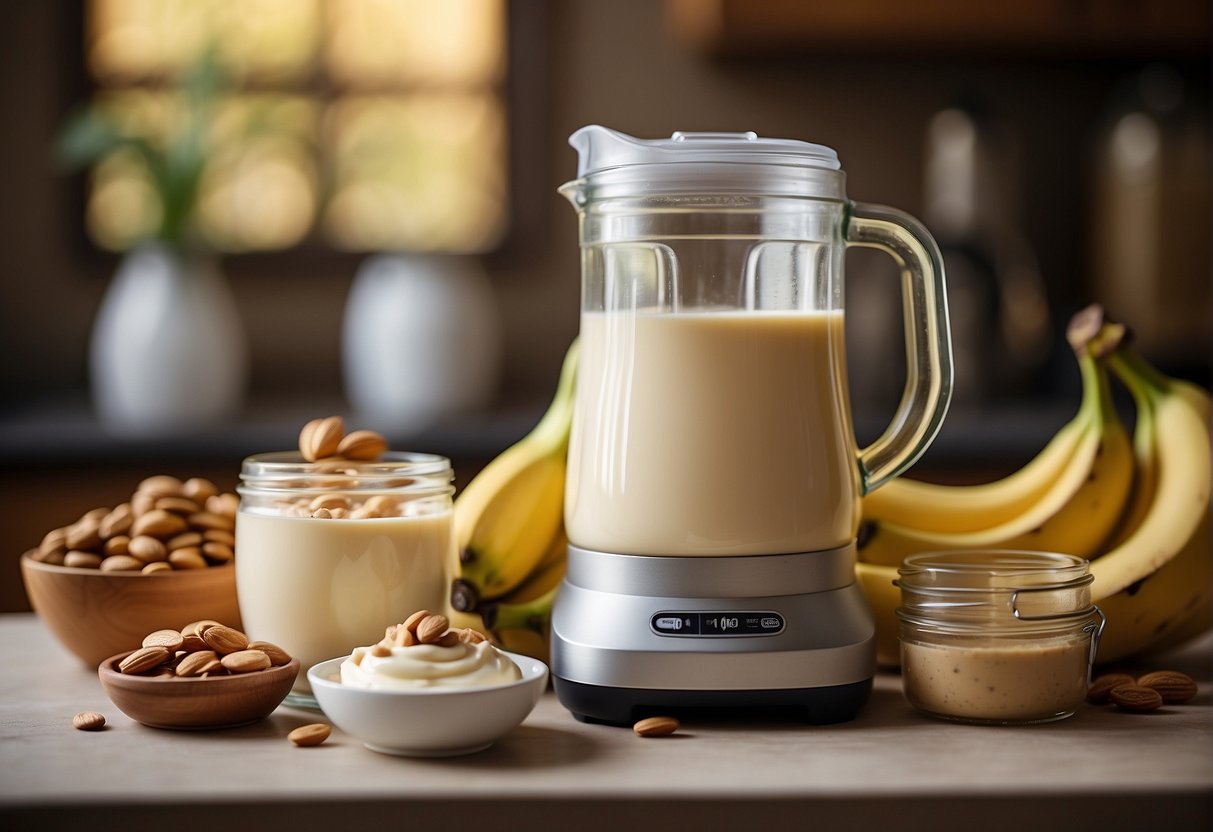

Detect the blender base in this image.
[551,546,877,727]
[554,677,873,727]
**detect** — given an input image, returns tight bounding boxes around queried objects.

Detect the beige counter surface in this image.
[2,612,1209,831]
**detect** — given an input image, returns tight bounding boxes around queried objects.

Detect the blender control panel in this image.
[650,611,784,637]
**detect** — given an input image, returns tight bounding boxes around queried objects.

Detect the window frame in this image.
[62,0,552,278]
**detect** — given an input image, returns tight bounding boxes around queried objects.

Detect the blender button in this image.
[761,617,781,629]
[654,616,684,632]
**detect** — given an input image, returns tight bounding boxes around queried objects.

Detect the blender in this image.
[551,126,954,725]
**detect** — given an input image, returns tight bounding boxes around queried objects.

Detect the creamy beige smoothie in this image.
[567,309,858,556]
[901,637,1090,723]
[235,509,453,694]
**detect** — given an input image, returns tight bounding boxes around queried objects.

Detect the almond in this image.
[203,528,235,547]
[142,629,185,652]
[300,416,344,462]
[73,711,106,731]
[403,609,432,634]
[1086,673,1135,704]
[337,430,388,461]
[39,528,68,559]
[437,631,461,647]
[142,561,173,574]
[311,508,333,520]
[363,495,398,516]
[155,496,202,515]
[182,620,222,638]
[66,510,107,550]
[131,491,157,516]
[99,555,144,572]
[166,531,204,550]
[247,641,292,666]
[221,649,271,674]
[104,535,131,557]
[119,646,171,675]
[288,723,332,747]
[188,511,235,532]
[138,475,185,499]
[633,716,680,737]
[168,548,208,570]
[1109,684,1164,712]
[206,493,240,517]
[98,503,133,539]
[37,548,65,566]
[458,628,487,644]
[1137,670,1198,704]
[127,535,167,563]
[182,477,219,504]
[176,650,219,677]
[180,633,208,651]
[202,624,249,655]
[132,509,187,539]
[64,550,102,569]
[202,542,234,563]
[415,613,449,644]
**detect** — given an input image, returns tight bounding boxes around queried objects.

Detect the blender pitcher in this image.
[551,126,953,726]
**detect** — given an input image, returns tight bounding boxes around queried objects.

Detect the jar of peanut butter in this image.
[896,551,1104,725]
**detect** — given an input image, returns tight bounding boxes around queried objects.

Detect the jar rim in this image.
[238,451,453,496]
[898,550,1089,578]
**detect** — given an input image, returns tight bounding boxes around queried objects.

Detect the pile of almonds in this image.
[118,621,291,678]
[276,417,412,521]
[300,416,387,463]
[1087,669,1198,712]
[27,475,238,573]
[351,611,485,666]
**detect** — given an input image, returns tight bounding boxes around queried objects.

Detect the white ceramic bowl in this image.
[307,651,548,757]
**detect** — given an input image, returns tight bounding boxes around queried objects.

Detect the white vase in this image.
[342,254,502,432]
[90,243,247,434]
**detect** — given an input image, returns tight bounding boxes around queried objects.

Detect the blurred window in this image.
[84,0,508,254]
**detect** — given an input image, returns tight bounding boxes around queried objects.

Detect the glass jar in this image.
[236,452,455,706]
[896,551,1105,725]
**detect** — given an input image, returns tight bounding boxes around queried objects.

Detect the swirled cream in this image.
[340,640,521,690]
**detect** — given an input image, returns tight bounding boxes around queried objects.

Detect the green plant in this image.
[57,49,223,248]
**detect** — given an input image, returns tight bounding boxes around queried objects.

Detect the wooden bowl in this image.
[20,554,242,667]
[99,651,300,730]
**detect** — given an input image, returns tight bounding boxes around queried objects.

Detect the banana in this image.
[858,349,1134,567]
[860,417,1091,533]
[854,308,1211,668]
[480,584,558,635]
[450,340,578,611]
[500,526,568,605]
[1087,332,1212,662]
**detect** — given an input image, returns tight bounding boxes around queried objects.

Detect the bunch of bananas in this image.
[858,305,1211,665]
[447,340,579,663]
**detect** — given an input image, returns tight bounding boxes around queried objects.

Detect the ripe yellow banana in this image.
[451,339,579,610]
[500,526,568,605]
[860,418,1090,533]
[856,314,1212,668]
[494,627,550,665]
[858,350,1134,567]
[1088,336,1211,662]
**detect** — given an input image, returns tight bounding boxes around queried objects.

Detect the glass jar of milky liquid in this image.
[896,551,1104,725]
[237,452,455,708]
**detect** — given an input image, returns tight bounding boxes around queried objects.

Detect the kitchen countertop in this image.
[3,615,1210,830]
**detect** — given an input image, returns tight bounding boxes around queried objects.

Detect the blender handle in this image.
[845,201,954,495]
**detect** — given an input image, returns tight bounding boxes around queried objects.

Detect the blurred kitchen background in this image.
[1,0,1209,610]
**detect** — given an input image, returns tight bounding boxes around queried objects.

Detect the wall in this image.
[0,0,1208,418]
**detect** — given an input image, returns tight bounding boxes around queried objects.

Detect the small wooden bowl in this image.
[20,554,242,667]
[98,651,300,730]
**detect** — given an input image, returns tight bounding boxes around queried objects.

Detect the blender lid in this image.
[566,125,844,199]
